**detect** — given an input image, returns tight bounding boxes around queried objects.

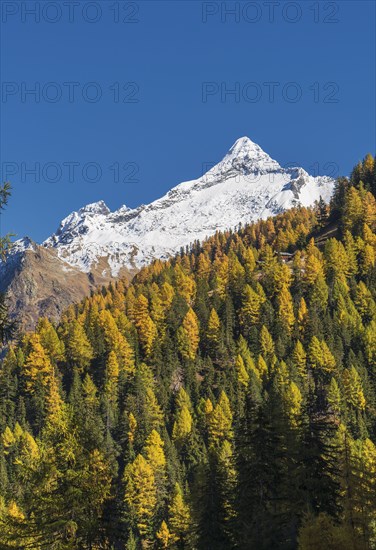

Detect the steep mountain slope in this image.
[43,137,334,275]
[0,238,135,330]
[1,137,334,327]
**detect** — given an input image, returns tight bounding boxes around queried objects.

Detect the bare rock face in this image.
[0,242,135,331]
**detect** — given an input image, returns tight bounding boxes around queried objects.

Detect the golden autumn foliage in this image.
[235,354,250,386]
[168,483,191,543]
[144,430,166,474]
[177,308,200,360]
[342,367,366,411]
[206,307,221,346]
[156,520,172,548]
[1,167,376,548]
[208,392,233,446]
[23,333,53,392]
[240,284,265,331]
[308,336,336,372]
[172,405,193,443]
[123,454,157,536]
[134,294,158,356]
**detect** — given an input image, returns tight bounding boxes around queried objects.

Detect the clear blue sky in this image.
[1,0,375,242]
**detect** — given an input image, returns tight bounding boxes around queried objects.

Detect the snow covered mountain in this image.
[1,137,335,328]
[42,137,334,276]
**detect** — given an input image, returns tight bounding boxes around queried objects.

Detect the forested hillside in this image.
[0,154,376,550]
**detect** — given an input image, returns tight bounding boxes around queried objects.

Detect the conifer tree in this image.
[278,284,295,332]
[327,378,342,417]
[36,318,65,364]
[235,354,250,387]
[144,429,166,476]
[104,350,120,430]
[308,337,336,373]
[65,319,94,371]
[124,454,157,540]
[23,333,53,393]
[134,294,158,357]
[177,308,200,360]
[300,392,342,520]
[172,405,193,445]
[195,449,233,550]
[206,307,221,354]
[291,340,307,382]
[342,366,366,412]
[239,284,265,334]
[208,391,233,447]
[168,482,191,547]
[156,520,172,548]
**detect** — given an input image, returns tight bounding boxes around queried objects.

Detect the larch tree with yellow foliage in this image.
[124,454,157,540]
[133,294,158,357]
[65,319,94,371]
[23,333,53,393]
[206,307,221,354]
[177,308,200,360]
[168,482,191,546]
[277,284,295,332]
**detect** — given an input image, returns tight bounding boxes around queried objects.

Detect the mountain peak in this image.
[227,136,264,156]
[40,138,334,278]
[207,136,281,179]
[78,200,110,216]
[2,138,336,327]
[9,236,36,254]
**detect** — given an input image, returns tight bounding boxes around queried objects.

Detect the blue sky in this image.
[1,0,375,242]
